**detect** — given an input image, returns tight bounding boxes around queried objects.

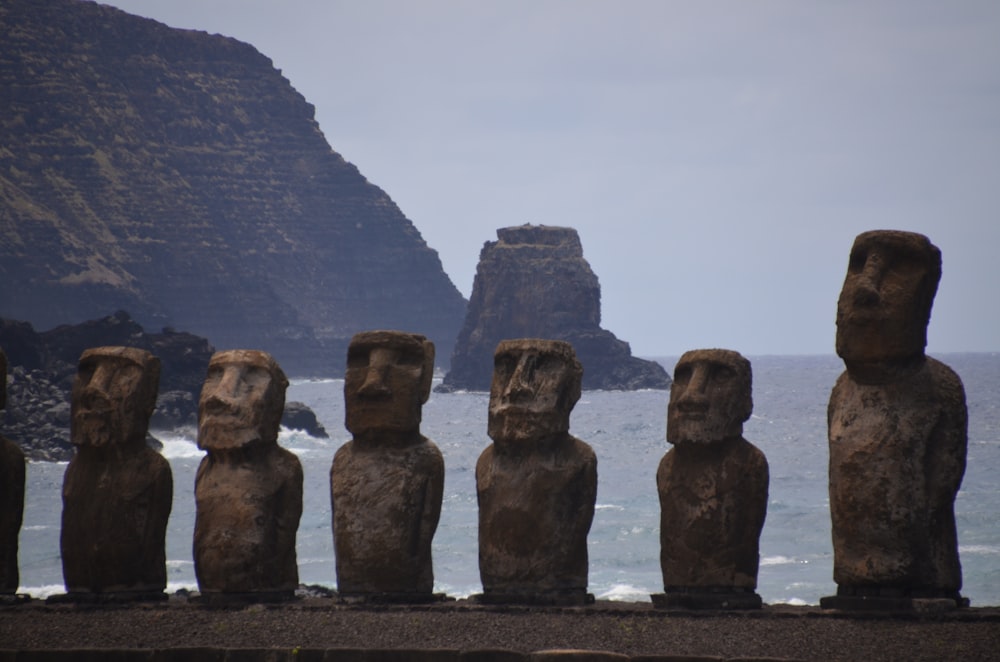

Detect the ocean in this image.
[15,353,1000,606]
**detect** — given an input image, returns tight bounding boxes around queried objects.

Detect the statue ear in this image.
[419,339,435,404]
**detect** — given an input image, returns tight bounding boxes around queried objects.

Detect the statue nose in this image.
[504,358,536,400]
[357,366,392,397]
[88,362,116,395]
[851,254,884,306]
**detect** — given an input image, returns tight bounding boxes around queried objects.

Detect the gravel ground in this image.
[2,599,1000,661]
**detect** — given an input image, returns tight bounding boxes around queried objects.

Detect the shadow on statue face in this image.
[488,339,582,445]
[667,349,751,446]
[71,346,160,448]
[836,230,940,366]
[198,349,287,451]
[344,331,433,442]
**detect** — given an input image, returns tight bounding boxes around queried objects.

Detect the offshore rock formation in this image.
[476,339,597,605]
[823,230,967,610]
[0,0,467,374]
[0,311,326,460]
[654,349,768,610]
[59,347,172,600]
[194,350,303,600]
[440,225,670,392]
[331,331,444,600]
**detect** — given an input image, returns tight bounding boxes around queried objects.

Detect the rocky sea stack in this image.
[439,225,671,392]
[0,0,466,375]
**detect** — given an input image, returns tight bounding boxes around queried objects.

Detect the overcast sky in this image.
[102,1,999,357]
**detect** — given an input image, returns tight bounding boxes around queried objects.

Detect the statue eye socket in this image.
[848,249,868,272]
[397,351,423,367]
[346,349,370,369]
[673,365,691,384]
[713,365,736,381]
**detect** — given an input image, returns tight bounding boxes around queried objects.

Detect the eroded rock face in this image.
[0,349,26,594]
[193,350,303,596]
[828,231,967,603]
[331,331,444,597]
[0,0,467,374]
[477,339,597,604]
[60,347,172,595]
[657,350,768,601]
[440,225,670,392]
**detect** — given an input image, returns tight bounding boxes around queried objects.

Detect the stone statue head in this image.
[836,230,941,368]
[667,349,752,446]
[0,348,6,410]
[488,338,583,445]
[344,330,434,443]
[71,346,161,448]
[198,349,288,451]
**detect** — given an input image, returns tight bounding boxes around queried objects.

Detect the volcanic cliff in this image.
[0,0,467,374]
[440,225,671,391]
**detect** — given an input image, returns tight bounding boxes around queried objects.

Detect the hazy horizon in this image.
[100,1,1000,357]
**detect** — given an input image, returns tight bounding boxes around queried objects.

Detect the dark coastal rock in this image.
[1,312,328,460]
[476,340,597,605]
[655,349,768,609]
[0,0,467,374]
[439,225,670,392]
[282,401,329,438]
[823,230,967,610]
[194,350,303,597]
[60,347,172,597]
[331,332,444,599]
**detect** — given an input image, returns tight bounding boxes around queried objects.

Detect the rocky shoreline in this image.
[2,597,999,660]
[1,311,327,461]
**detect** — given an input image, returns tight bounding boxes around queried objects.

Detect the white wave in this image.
[23,525,51,531]
[166,580,198,593]
[595,504,625,511]
[433,583,477,599]
[157,433,203,459]
[771,597,809,606]
[16,583,64,599]
[166,559,194,570]
[597,583,652,602]
[960,544,1000,555]
[290,378,340,386]
[761,555,806,566]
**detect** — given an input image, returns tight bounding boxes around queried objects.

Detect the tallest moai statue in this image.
[823,230,968,610]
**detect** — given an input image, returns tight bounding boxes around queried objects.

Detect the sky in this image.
[101,1,999,357]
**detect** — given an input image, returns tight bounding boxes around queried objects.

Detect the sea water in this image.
[14,354,1000,606]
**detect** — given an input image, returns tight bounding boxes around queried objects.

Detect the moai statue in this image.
[331,331,444,600]
[822,230,968,610]
[477,339,597,605]
[194,350,303,601]
[59,346,172,600]
[652,349,768,610]
[1,349,26,598]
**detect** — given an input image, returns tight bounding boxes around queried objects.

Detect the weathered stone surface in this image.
[0,0,467,374]
[656,350,768,603]
[440,225,670,392]
[61,346,172,595]
[194,350,303,596]
[0,349,26,594]
[826,230,967,606]
[477,339,597,603]
[331,331,444,597]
